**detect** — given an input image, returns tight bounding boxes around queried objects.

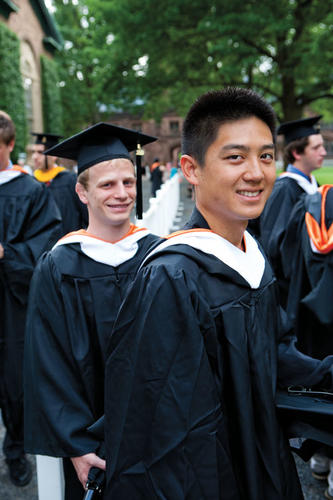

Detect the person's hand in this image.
[0,243,4,259]
[71,452,106,489]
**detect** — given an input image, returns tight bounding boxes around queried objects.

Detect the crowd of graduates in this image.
[0,87,333,500]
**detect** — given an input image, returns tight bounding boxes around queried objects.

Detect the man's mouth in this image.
[237,190,262,197]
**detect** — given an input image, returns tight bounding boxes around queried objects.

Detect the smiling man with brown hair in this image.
[24,123,159,500]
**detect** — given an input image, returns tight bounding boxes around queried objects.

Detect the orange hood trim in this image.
[305,184,333,254]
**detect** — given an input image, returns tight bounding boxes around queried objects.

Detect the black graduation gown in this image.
[259,176,305,306]
[281,190,333,360]
[0,173,61,445]
[24,232,159,458]
[104,208,333,500]
[41,170,88,236]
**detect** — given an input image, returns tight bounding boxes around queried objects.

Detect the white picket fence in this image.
[136,173,180,235]
[35,173,181,500]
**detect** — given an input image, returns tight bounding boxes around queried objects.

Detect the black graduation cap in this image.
[277,116,322,144]
[276,389,333,450]
[44,122,157,219]
[32,132,63,150]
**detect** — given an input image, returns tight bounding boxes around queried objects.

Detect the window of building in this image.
[170,121,179,134]
[20,41,42,135]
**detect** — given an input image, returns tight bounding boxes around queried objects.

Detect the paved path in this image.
[0,175,327,499]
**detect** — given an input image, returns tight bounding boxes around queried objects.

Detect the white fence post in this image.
[36,456,64,500]
[136,174,180,236]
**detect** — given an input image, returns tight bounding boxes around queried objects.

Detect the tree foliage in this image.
[52,0,333,126]
[0,23,27,161]
[41,55,63,134]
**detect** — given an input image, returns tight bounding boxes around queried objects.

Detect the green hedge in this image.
[41,55,63,135]
[0,23,27,162]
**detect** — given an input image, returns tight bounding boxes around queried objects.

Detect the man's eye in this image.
[261,153,274,160]
[227,155,242,160]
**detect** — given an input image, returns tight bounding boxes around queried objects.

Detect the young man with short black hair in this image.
[104,88,333,500]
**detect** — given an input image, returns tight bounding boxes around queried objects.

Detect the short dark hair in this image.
[0,110,15,145]
[283,136,309,169]
[182,87,276,166]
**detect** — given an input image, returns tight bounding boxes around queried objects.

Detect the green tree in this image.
[0,24,27,161]
[52,0,333,125]
[53,0,107,136]
[41,55,63,134]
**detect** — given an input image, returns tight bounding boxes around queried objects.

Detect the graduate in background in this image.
[259,116,326,306]
[24,123,159,500]
[0,111,61,487]
[104,88,333,500]
[32,132,88,236]
[281,184,333,498]
[150,157,165,196]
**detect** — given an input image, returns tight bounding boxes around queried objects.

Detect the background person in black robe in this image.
[150,157,165,196]
[259,116,327,307]
[24,123,159,499]
[0,111,61,487]
[104,88,333,500]
[32,132,88,236]
[281,184,333,497]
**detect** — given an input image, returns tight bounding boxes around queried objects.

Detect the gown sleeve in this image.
[277,305,333,390]
[24,252,100,457]
[0,183,61,304]
[104,262,229,500]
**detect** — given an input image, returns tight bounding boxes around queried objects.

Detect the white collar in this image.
[279,172,318,194]
[53,228,151,267]
[144,229,265,289]
[0,169,21,185]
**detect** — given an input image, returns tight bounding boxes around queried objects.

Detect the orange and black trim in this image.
[305,184,333,254]
[58,224,148,245]
[164,228,247,252]
[11,165,28,175]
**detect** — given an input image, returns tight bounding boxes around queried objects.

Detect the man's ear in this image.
[291,149,302,162]
[180,154,201,186]
[75,182,88,205]
[8,139,15,153]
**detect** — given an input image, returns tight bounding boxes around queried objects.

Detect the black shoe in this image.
[6,456,32,487]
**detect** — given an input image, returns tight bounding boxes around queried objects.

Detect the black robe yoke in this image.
[24,233,159,457]
[0,173,61,438]
[104,210,333,500]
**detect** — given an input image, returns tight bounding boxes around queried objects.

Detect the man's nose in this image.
[245,157,265,181]
[114,183,127,198]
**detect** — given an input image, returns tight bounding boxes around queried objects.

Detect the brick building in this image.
[0,0,62,134]
[109,111,183,167]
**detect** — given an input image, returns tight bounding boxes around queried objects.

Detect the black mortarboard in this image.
[44,122,157,218]
[32,132,63,150]
[277,116,322,144]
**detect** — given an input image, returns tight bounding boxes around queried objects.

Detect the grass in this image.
[313,167,333,185]
[276,166,333,185]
